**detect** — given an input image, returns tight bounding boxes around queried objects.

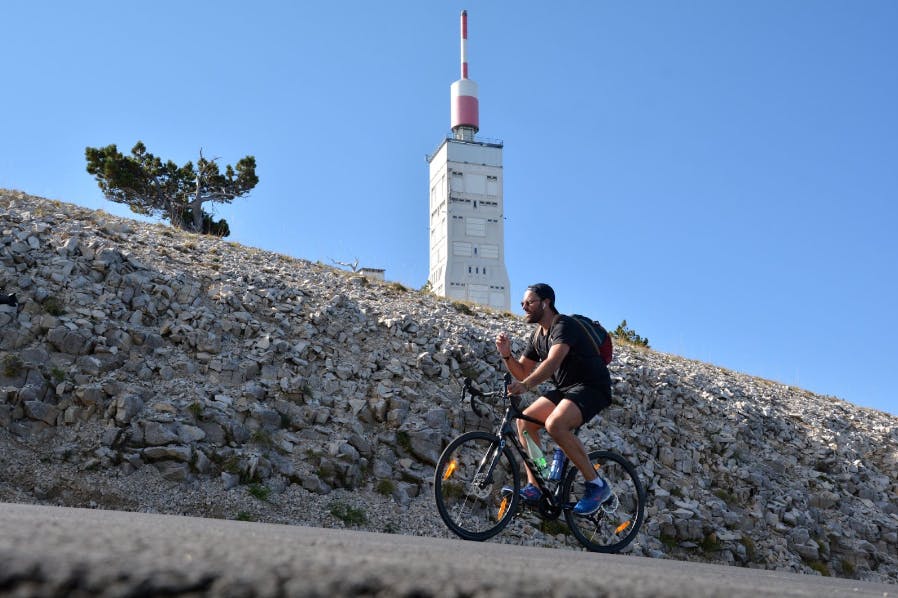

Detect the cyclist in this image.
[495,283,613,515]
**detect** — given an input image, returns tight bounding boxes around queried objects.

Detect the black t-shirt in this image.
[523,314,611,390]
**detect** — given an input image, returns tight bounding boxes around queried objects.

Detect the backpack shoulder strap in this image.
[570,314,602,357]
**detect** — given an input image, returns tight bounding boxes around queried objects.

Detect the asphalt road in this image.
[0,502,893,597]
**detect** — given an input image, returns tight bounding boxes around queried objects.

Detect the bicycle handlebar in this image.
[462,374,523,418]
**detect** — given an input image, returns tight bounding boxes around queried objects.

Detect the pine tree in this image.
[85,141,258,237]
[613,320,650,347]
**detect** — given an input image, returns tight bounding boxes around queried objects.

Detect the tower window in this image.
[451,172,464,192]
[466,217,486,237]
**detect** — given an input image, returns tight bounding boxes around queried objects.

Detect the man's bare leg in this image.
[517,397,556,487]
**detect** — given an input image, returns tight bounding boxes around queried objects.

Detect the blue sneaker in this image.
[573,478,611,515]
[519,483,542,503]
[500,483,541,502]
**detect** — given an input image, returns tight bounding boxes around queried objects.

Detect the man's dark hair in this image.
[527,283,557,314]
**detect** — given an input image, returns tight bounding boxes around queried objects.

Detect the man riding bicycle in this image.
[495,283,613,515]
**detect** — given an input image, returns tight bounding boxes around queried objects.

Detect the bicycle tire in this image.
[434,431,520,542]
[562,450,646,553]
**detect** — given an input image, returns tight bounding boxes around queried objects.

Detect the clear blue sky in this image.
[2,2,896,416]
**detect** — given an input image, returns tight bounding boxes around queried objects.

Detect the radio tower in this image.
[426,10,511,311]
[451,10,478,141]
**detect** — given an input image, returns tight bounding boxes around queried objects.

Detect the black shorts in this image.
[544,383,611,424]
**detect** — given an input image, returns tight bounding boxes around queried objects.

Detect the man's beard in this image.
[525,307,543,324]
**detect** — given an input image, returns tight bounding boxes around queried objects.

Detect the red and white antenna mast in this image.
[451,9,479,140]
[460,9,469,79]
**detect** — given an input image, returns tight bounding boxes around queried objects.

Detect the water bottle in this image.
[549,448,567,481]
[522,430,549,476]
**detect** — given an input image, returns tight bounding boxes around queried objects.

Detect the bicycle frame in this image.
[465,377,571,513]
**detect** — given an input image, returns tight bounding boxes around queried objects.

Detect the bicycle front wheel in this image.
[562,450,646,553]
[434,431,520,542]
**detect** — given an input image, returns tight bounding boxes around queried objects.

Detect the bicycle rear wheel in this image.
[434,431,520,541]
[562,450,645,553]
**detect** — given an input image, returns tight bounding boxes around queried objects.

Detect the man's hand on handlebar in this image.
[506,378,530,396]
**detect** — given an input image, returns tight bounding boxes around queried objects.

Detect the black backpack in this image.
[569,314,613,365]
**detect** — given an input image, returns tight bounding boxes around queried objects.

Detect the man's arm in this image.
[503,353,537,382]
[507,343,570,395]
[496,331,537,382]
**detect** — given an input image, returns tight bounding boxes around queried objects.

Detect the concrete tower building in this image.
[427,10,511,311]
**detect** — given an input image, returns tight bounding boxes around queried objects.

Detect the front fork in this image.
[473,437,506,490]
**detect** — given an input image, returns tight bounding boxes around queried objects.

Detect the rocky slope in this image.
[1,189,896,583]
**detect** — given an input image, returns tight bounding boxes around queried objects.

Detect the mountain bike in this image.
[434,375,646,553]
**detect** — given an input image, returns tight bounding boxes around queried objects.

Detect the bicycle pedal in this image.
[601,494,619,514]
